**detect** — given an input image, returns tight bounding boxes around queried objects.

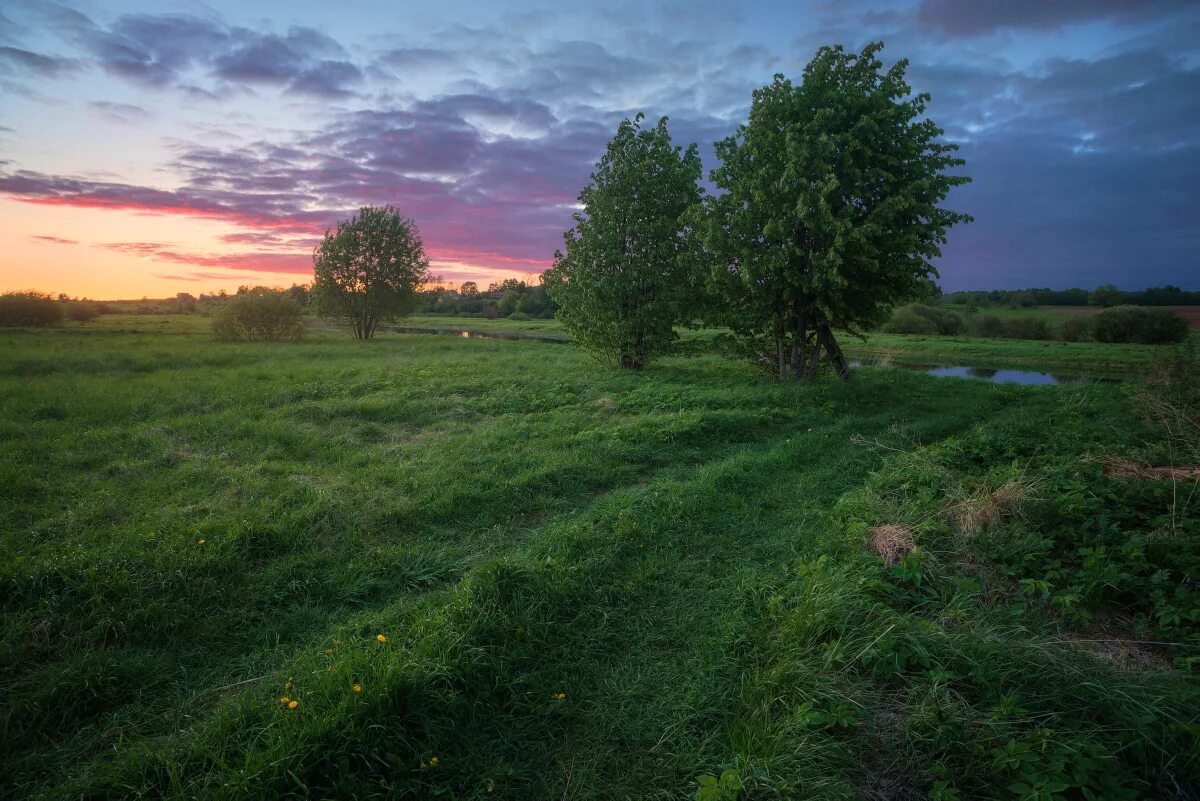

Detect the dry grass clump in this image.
[947,478,1033,535]
[868,523,915,565]
[1100,455,1200,481]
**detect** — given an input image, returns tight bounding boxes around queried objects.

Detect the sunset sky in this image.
[1,0,1197,299]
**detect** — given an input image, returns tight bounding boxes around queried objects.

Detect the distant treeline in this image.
[415,279,557,320]
[941,285,1200,308]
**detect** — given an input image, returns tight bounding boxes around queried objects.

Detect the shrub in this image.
[1090,305,1190,344]
[882,304,963,336]
[883,306,937,335]
[1001,316,1052,340]
[0,291,63,327]
[212,291,305,341]
[965,314,1003,338]
[507,311,533,321]
[66,301,101,322]
[1059,316,1093,342]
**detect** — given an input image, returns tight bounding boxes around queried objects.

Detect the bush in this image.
[1059,316,1093,342]
[0,291,63,327]
[1090,305,1190,344]
[507,311,533,321]
[882,304,963,335]
[965,314,1003,338]
[212,291,305,341]
[66,301,101,322]
[883,306,937,335]
[1001,316,1052,340]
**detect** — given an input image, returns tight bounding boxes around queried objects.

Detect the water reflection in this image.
[850,360,1105,385]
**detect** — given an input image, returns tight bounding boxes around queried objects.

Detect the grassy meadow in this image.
[406,314,1180,374]
[2,317,1198,799]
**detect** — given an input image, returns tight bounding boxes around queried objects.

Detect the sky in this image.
[0,0,1197,299]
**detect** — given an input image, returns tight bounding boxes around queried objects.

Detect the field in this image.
[2,318,1197,799]
[407,315,1179,374]
[940,304,1200,331]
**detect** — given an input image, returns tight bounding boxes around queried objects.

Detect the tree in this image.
[695,42,971,380]
[1088,284,1123,308]
[459,281,480,297]
[544,114,703,369]
[311,205,431,339]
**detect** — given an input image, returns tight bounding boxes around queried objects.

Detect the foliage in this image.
[884,304,963,335]
[943,285,1200,308]
[1089,305,1191,344]
[1089,284,1124,308]
[545,114,702,370]
[211,289,305,341]
[65,301,101,322]
[311,205,431,339]
[695,42,971,380]
[0,291,63,327]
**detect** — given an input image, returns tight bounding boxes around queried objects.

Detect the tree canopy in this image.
[696,42,971,379]
[545,114,702,370]
[312,206,431,340]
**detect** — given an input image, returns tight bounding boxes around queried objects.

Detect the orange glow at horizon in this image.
[0,199,544,299]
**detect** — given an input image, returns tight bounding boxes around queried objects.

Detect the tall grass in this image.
[1,322,1195,798]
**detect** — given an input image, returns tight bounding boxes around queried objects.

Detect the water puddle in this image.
[850,361,1113,385]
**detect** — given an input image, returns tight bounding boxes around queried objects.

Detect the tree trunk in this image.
[776,337,786,381]
[817,323,851,380]
[790,311,806,381]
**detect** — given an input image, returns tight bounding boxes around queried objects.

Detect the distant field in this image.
[941,303,1200,329]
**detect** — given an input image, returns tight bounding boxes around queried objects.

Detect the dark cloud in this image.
[30,234,77,245]
[0,45,79,77]
[917,0,1192,36]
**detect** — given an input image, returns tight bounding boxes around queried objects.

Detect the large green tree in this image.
[544,114,703,370]
[312,205,431,340]
[696,42,971,379]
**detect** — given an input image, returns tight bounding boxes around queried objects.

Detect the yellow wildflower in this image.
[429,756,439,766]
[554,692,566,701]
[197,539,205,545]
[288,700,298,710]
[376,633,387,643]
[279,696,289,704]
[353,684,362,693]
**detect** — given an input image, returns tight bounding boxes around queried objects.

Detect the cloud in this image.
[0,45,79,77]
[917,0,1192,36]
[30,234,77,245]
[102,241,313,275]
[89,100,150,123]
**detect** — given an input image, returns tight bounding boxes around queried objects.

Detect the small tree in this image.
[212,289,304,341]
[545,114,702,369]
[1088,284,1123,308]
[696,42,970,379]
[311,206,431,339]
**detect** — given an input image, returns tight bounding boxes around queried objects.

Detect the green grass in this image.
[1,320,1196,799]
[402,314,1174,374]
